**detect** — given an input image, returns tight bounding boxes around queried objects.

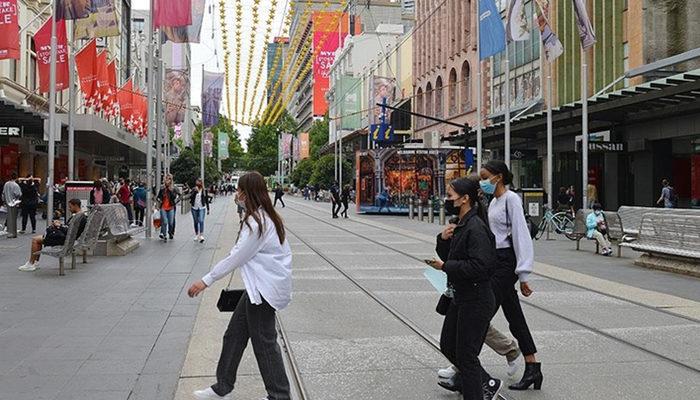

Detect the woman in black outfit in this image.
[428,177,502,400]
[19,176,40,234]
[340,185,350,218]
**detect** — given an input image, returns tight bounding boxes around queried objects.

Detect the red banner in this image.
[34,18,70,93]
[0,0,20,60]
[94,50,108,112]
[105,61,118,117]
[75,38,97,108]
[153,0,191,29]
[132,89,148,138]
[118,79,133,130]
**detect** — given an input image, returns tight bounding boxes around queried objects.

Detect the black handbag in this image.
[217,289,245,312]
[435,294,452,316]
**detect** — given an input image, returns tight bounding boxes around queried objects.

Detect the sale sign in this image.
[34,18,69,93]
[0,0,20,60]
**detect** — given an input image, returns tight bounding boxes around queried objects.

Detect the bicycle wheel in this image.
[534,219,546,240]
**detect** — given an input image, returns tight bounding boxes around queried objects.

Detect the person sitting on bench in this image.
[18,199,87,272]
[586,203,612,256]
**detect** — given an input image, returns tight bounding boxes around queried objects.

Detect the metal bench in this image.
[97,204,143,256]
[71,206,106,268]
[617,206,700,241]
[34,212,85,276]
[571,209,624,257]
[621,213,700,261]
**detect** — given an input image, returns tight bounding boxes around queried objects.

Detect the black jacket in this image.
[436,208,496,302]
[189,188,210,210]
[157,187,180,210]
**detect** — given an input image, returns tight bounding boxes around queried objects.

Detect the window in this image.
[435,76,443,118]
[448,68,457,115]
[425,82,433,124]
[8,59,19,81]
[132,18,145,34]
[416,87,424,127]
[623,42,630,87]
[461,61,470,111]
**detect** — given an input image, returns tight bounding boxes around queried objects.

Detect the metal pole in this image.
[476,0,482,171]
[504,41,511,168]
[155,48,163,194]
[439,198,446,225]
[581,48,589,209]
[201,129,205,183]
[428,198,434,223]
[46,0,58,226]
[408,197,414,219]
[145,3,155,239]
[547,63,553,210]
[339,124,343,186]
[68,36,76,180]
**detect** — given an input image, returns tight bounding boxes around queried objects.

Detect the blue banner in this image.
[479,0,506,60]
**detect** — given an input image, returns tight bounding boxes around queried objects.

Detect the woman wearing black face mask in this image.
[427,177,502,400]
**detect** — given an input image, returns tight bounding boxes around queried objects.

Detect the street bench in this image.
[71,205,106,268]
[617,206,700,241]
[571,209,624,257]
[621,213,700,276]
[34,212,86,276]
[96,204,143,256]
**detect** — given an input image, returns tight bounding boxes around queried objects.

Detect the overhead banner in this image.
[94,50,108,112]
[117,78,134,130]
[370,76,397,125]
[0,0,20,60]
[535,1,563,62]
[479,0,507,60]
[572,0,596,49]
[74,0,120,39]
[153,0,192,29]
[132,89,148,138]
[339,75,361,131]
[75,39,97,107]
[164,69,189,127]
[34,18,70,93]
[202,129,213,158]
[57,0,92,20]
[506,0,529,42]
[105,60,118,118]
[299,132,309,160]
[281,133,293,158]
[218,131,229,160]
[201,70,224,128]
[162,0,205,43]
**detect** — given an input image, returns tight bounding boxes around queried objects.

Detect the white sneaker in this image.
[199,235,205,243]
[193,387,231,400]
[193,235,199,241]
[19,262,38,272]
[507,353,522,377]
[437,364,458,379]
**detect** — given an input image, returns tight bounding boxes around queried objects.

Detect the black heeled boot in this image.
[508,362,543,390]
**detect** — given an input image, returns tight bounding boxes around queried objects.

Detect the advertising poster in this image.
[74,0,120,39]
[370,76,397,125]
[34,18,69,93]
[201,70,224,127]
[0,0,20,60]
[164,69,189,127]
[162,0,205,43]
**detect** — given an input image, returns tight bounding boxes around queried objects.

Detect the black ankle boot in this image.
[508,362,543,390]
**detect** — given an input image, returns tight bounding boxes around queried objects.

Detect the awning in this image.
[0,97,46,135]
[450,68,700,146]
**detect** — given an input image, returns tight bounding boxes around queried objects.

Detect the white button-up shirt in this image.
[202,210,292,310]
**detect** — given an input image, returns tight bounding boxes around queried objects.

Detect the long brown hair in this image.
[238,171,286,244]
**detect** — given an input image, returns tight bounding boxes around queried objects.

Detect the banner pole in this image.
[145,1,155,238]
[504,37,511,168]
[581,47,589,209]
[155,41,163,194]
[46,0,58,226]
[68,34,76,181]
[476,0,482,171]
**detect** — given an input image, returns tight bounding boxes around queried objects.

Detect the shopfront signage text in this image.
[0,127,21,136]
[589,142,625,152]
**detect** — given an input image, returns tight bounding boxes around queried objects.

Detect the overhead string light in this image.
[233,0,244,121]
[219,0,233,119]
[240,0,263,125]
[245,0,279,124]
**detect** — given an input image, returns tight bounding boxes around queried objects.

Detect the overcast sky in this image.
[133,0,289,148]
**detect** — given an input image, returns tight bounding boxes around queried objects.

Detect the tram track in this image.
[283,201,700,376]
[276,314,310,400]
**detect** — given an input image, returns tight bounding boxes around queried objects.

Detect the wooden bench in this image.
[571,209,624,257]
[71,205,106,268]
[621,213,700,276]
[34,212,86,276]
[96,203,143,256]
[617,206,700,241]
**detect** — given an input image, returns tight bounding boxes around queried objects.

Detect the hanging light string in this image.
[240,0,263,124]
[250,1,295,123]
[265,1,348,125]
[244,0,279,124]
[218,0,233,118]
[233,0,244,120]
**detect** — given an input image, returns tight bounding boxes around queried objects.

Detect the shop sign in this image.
[0,126,21,136]
[588,142,626,152]
[511,149,538,160]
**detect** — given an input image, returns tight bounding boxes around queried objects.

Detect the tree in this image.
[308,117,329,159]
[289,158,315,187]
[309,154,351,189]
[245,124,278,176]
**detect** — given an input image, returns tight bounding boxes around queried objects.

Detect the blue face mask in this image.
[480,178,497,195]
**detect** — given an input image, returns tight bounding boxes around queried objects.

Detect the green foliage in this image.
[245,124,278,176]
[171,146,221,188]
[289,158,316,187]
[309,154,351,189]
[308,117,329,158]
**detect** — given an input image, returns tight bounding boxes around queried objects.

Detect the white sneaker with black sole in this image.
[193,387,231,400]
[507,352,522,377]
[437,365,458,380]
[18,262,38,272]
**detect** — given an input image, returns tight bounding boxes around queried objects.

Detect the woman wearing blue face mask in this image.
[586,203,612,256]
[479,160,542,391]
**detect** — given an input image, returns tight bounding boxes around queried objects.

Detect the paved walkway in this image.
[0,198,232,400]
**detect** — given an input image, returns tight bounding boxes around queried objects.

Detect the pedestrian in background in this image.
[157,175,179,242]
[187,171,292,400]
[587,203,612,256]
[479,160,542,391]
[190,179,209,243]
[19,175,40,234]
[133,182,147,227]
[273,184,285,208]
[2,172,21,238]
[330,181,341,218]
[117,178,135,226]
[340,184,350,218]
[428,177,503,400]
[656,178,678,208]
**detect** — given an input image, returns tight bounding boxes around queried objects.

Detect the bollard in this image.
[428,199,435,223]
[418,200,424,222]
[439,198,446,225]
[408,197,414,219]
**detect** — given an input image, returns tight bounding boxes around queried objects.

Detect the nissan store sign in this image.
[0,127,21,137]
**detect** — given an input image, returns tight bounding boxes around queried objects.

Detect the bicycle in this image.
[534,206,574,240]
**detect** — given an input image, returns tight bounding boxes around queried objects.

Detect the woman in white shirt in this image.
[187,171,292,400]
[479,160,542,391]
[189,179,210,243]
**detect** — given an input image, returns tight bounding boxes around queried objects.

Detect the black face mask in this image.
[444,199,461,216]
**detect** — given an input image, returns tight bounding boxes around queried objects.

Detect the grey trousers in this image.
[485,324,520,362]
[5,206,18,237]
[211,292,291,400]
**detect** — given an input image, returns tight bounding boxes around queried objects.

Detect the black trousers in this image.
[134,205,145,226]
[439,284,495,400]
[212,292,290,400]
[341,199,349,217]
[274,196,285,207]
[332,200,341,217]
[21,203,37,231]
[121,202,133,224]
[492,248,538,356]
